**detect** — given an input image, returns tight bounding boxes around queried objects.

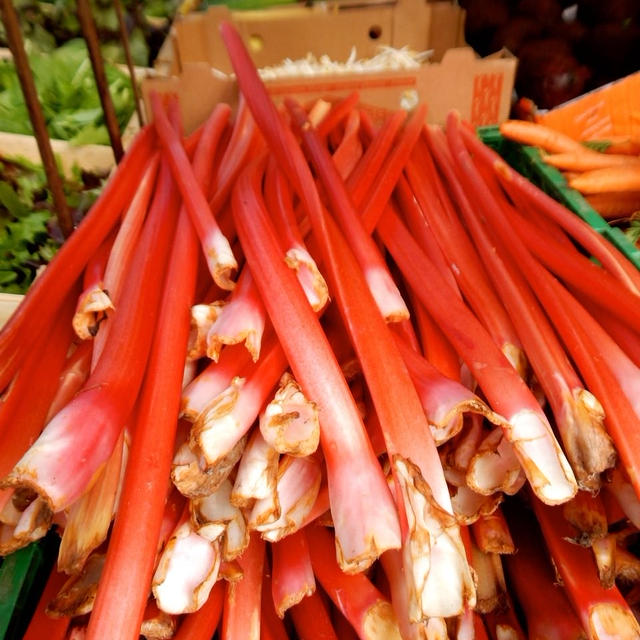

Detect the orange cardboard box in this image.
[143,0,517,131]
[536,71,640,142]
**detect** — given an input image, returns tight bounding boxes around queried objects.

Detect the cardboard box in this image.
[144,0,516,130]
[536,71,640,141]
[0,293,21,329]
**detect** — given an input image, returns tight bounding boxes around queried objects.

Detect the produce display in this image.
[4,17,640,640]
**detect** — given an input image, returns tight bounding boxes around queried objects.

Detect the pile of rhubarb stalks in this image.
[4,21,640,640]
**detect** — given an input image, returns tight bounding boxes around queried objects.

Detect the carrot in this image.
[585,191,640,218]
[569,164,640,194]
[543,151,640,172]
[499,119,584,154]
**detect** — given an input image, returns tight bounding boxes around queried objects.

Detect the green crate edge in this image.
[476,125,640,271]
[0,533,59,640]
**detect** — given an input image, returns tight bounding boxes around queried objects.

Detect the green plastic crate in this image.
[0,533,59,640]
[477,125,640,272]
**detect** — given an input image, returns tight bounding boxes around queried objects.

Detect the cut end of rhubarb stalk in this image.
[394,456,476,620]
[589,603,640,640]
[172,438,246,499]
[259,372,320,456]
[152,521,221,615]
[364,266,410,323]
[140,608,176,639]
[231,429,279,508]
[191,377,247,467]
[0,492,51,555]
[191,480,249,561]
[204,231,238,292]
[188,303,223,360]
[362,601,403,640]
[506,409,578,505]
[47,554,105,617]
[284,247,330,312]
[466,428,526,497]
[560,388,615,493]
[72,286,114,340]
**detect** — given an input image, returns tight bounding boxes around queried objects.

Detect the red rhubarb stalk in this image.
[289,588,338,640]
[172,581,224,640]
[0,126,156,392]
[442,118,615,491]
[231,159,401,571]
[306,525,402,639]
[375,206,577,504]
[221,533,266,640]
[150,95,237,290]
[271,529,315,617]
[531,495,640,639]
[287,102,475,618]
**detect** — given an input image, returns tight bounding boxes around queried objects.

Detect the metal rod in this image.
[77,0,124,163]
[113,0,145,126]
[0,0,73,238]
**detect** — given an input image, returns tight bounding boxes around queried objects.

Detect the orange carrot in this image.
[544,151,640,172]
[499,120,584,154]
[569,164,640,194]
[585,191,640,218]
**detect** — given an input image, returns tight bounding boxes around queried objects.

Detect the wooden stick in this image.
[0,0,73,237]
[113,0,144,126]
[76,0,124,162]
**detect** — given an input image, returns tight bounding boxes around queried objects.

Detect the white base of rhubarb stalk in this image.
[559,388,615,493]
[362,601,404,640]
[171,437,246,499]
[589,603,640,639]
[260,373,319,456]
[72,286,113,340]
[0,495,49,555]
[231,428,279,508]
[47,553,105,617]
[255,455,322,542]
[467,428,526,497]
[506,409,578,504]
[394,457,476,620]
[203,228,238,292]
[188,303,222,360]
[152,521,221,615]
[284,247,329,312]
[191,479,249,561]
[364,265,409,323]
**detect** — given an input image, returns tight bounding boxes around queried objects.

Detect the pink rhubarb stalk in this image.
[1,162,179,525]
[271,529,315,617]
[206,265,266,362]
[221,533,265,640]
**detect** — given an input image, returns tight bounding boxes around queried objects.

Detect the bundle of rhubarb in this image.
[3,20,640,640]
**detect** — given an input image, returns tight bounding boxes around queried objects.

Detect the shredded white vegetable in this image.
[213,46,433,80]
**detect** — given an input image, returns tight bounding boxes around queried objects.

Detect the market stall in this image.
[1,1,640,639]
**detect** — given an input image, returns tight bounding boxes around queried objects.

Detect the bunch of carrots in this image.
[499,119,640,221]
[3,20,640,639]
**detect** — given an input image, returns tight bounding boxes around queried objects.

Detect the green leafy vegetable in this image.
[0,39,135,145]
[0,156,102,293]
